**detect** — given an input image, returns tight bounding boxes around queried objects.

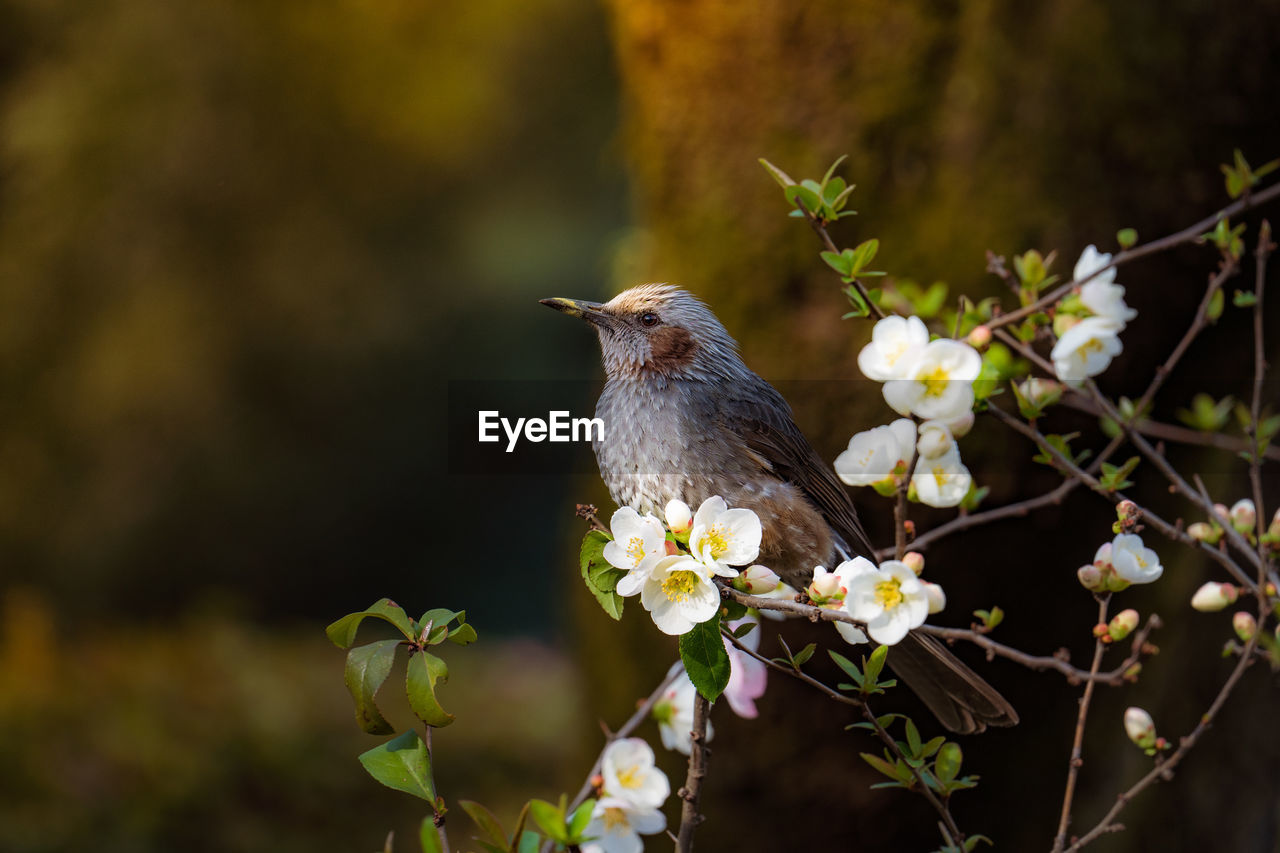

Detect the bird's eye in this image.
[640,312,660,327]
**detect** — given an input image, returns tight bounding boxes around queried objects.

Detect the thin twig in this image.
[675,693,711,852]
[1063,602,1264,851]
[1051,596,1111,852]
[895,447,919,560]
[425,726,452,853]
[794,199,888,320]
[1056,395,1280,461]
[1248,220,1274,581]
[921,614,1159,686]
[987,181,1280,331]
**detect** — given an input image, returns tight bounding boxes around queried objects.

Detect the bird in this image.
[541,283,1018,734]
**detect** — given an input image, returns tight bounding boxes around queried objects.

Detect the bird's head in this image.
[541,284,743,380]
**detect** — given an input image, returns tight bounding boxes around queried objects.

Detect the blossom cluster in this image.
[1050,245,1138,384]
[602,496,764,635]
[808,552,944,646]
[1077,532,1164,592]
[581,738,670,853]
[834,416,973,508]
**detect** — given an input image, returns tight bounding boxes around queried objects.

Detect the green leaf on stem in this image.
[758,157,796,189]
[580,529,626,621]
[343,639,401,735]
[566,799,597,843]
[680,611,731,701]
[359,730,436,802]
[420,817,444,853]
[327,598,417,648]
[528,798,568,844]
[459,800,507,848]
[935,741,962,785]
[407,650,455,728]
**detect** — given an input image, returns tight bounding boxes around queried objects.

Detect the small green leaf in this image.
[730,620,758,640]
[821,250,853,277]
[935,741,963,785]
[1116,228,1138,249]
[327,598,417,648]
[420,817,444,853]
[359,730,436,802]
[861,752,900,781]
[680,612,731,701]
[1208,288,1226,323]
[1233,290,1258,308]
[580,530,626,621]
[864,644,889,683]
[528,799,567,844]
[458,800,507,847]
[343,639,401,735]
[820,154,848,188]
[758,157,796,189]
[721,598,749,623]
[407,650,455,728]
[566,798,596,842]
[904,718,923,757]
[448,623,479,646]
[515,830,540,853]
[790,642,816,667]
[828,649,864,687]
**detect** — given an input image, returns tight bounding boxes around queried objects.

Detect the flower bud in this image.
[1077,564,1105,592]
[1233,611,1257,642]
[665,499,693,539]
[903,519,916,539]
[902,551,925,575]
[1270,508,1280,539]
[1116,500,1139,523]
[1104,570,1131,593]
[1213,503,1230,522]
[1092,622,1110,639]
[1190,581,1238,612]
[967,325,992,349]
[1109,608,1140,641]
[733,565,780,595]
[922,581,946,614]
[1230,499,1256,533]
[1093,542,1113,567]
[1187,521,1218,544]
[916,422,954,460]
[1124,706,1157,750]
[946,410,975,438]
[807,567,844,605]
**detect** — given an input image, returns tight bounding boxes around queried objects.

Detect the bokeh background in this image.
[1,0,1278,850]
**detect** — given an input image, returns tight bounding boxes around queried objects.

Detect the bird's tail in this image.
[887,632,1019,735]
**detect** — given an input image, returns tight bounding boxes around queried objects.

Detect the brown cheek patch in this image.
[648,326,699,371]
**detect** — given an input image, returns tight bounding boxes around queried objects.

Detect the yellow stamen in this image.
[602,807,629,830]
[875,578,904,610]
[702,523,729,559]
[662,570,700,603]
[616,764,642,789]
[921,365,951,398]
[626,535,645,565]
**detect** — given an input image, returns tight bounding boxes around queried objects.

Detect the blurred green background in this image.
[1,0,1278,850]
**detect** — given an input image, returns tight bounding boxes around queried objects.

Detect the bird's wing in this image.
[707,378,875,559]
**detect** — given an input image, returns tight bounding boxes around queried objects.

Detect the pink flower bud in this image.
[1271,508,1280,539]
[1124,706,1157,750]
[967,325,992,349]
[807,567,844,605]
[1190,582,1238,612]
[1213,503,1230,522]
[1232,611,1257,642]
[733,565,780,595]
[946,410,975,438]
[1077,564,1105,591]
[902,551,925,575]
[665,499,693,538]
[1116,500,1139,522]
[1187,522,1217,543]
[1230,499,1256,533]
[922,581,946,615]
[1109,609,1140,641]
[1092,622,1110,639]
[1093,542,1113,567]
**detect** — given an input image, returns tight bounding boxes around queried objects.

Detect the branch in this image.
[1056,395,1280,461]
[887,479,1076,558]
[1051,596,1111,853]
[1063,602,1265,851]
[425,726,452,853]
[920,613,1160,687]
[793,199,888,320]
[987,180,1280,331]
[675,693,711,852]
[1248,220,1275,580]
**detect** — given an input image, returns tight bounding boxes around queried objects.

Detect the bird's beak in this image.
[539,297,610,327]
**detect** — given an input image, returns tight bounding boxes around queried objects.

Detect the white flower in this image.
[916,420,957,460]
[1123,706,1156,750]
[912,450,972,508]
[858,315,929,380]
[1110,533,1163,585]
[842,558,928,645]
[834,419,916,487]
[883,339,982,421]
[665,499,693,538]
[829,558,873,644]
[1051,316,1123,385]
[722,616,767,719]
[688,496,762,576]
[1190,581,1238,612]
[603,507,667,582]
[653,666,714,754]
[599,738,670,810]
[638,555,720,635]
[922,581,946,615]
[1075,245,1137,325]
[580,797,666,853]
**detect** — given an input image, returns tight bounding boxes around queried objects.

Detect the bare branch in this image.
[675,693,711,852]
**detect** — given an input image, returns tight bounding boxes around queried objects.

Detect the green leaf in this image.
[820,154,848,188]
[790,642,816,667]
[864,644,889,683]
[448,623,478,646]
[680,611,731,702]
[458,800,508,848]
[828,649,864,688]
[785,184,822,213]
[1207,288,1225,322]
[327,598,417,648]
[359,730,436,802]
[580,529,626,621]
[861,752,900,781]
[935,741,962,785]
[407,650,455,728]
[420,817,444,853]
[1233,289,1258,308]
[1099,456,1140,492]
[758,157,796,189]
[848,238,880,275]
[515,830,540,853]
[964,835,995,851]
[343,639,401,735]
[721,597,749,622]
[821,250,853,277]
[566,798,596,842]
[527,799,567,844]
[1116,228,1138,249]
